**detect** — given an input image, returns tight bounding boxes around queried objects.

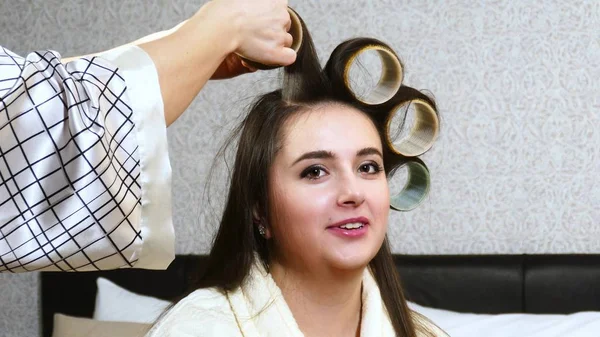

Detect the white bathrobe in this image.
[146,262,448,337]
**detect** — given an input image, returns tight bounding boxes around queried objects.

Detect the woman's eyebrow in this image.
[357,147,383,158]
[291,147,382,167]
[292,150,335,166]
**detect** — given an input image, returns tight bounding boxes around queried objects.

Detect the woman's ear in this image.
[252,206,272,239]
[252,206,261,223]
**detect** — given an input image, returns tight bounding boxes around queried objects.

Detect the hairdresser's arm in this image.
[136,11,236,127]
[63,0,296,126]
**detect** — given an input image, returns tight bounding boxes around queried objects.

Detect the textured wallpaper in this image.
[1,0,599,336]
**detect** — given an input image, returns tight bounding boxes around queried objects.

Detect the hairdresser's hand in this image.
[209,0,297,70]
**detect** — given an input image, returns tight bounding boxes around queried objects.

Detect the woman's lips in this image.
[326,223,369,238]
[326,217,370,238]
[328,216,369,228]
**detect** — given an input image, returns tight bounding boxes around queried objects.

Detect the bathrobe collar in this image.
[225,260,395,336]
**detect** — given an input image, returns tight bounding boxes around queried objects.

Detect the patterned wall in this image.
[1,1,599,336]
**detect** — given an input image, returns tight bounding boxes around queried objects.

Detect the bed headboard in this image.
[39,254,600,337]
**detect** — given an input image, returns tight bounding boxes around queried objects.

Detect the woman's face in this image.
[267,103,389,272]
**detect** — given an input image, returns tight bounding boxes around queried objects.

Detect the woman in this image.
[146,12,447,337]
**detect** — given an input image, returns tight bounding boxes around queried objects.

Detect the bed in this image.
[40,254,600,337]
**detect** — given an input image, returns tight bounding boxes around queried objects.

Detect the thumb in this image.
[272,47,297,67]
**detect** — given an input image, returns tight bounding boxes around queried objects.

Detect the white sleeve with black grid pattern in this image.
[0,45,174,272]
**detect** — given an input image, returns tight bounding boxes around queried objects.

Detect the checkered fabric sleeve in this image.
[0,45,174,272]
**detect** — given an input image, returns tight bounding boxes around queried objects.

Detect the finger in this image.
[283,32,293,48]
[272,47,297,66]
[283,12,292,32]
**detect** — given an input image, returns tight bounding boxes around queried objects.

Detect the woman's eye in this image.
[301,166,327,180]
[359,162,383,174]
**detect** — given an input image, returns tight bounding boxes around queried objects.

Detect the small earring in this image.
[258,225,266,237]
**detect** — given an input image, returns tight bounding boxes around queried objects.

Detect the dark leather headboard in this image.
[396,255,600,314]
[39,254,600,337]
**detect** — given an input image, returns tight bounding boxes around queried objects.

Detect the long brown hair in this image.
[195,13,438,337]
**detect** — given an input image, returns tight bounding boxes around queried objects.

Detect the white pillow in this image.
[93,277,172,324]
[52,313,151,337]
[408,301,600,337]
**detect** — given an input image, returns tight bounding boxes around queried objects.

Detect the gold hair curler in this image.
[343,44,404,105]
[389,159,430,211]
[236,7,304,70]
[325,38,404,106]
[385,98,439,157]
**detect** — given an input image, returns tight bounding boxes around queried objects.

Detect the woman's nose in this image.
[336,174,365,207]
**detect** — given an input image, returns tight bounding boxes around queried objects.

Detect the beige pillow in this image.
[52,313,151,337]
